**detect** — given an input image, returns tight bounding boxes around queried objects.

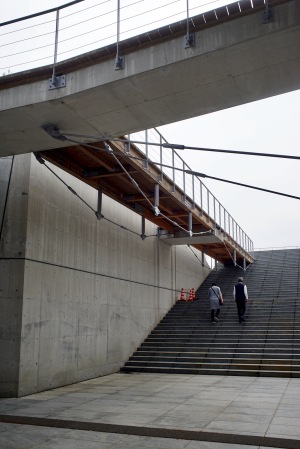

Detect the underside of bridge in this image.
[2,0,294,266]
[38,137,253,267]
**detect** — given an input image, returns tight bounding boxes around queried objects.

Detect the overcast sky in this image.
[158,89,300,250]
[1,0,300,250]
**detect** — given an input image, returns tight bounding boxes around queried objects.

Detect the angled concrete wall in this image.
[0,156,13,228]
[0,154,210,397]
[0,155,31,396]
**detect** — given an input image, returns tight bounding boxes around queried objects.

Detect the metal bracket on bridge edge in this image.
[263,3,272,23]
[184,33,195,49]
[48,75,66,90]
[115,55,124,70]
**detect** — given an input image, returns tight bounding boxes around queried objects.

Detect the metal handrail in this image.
[254,246,300,251]
[127,128,254,255]
[0,0,268,74]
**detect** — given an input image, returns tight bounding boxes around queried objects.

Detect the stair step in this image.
[121,249,300,378]
[125,360,300,371]
[121,366,300,378]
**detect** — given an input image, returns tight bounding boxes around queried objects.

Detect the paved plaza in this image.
[1,373,300,448]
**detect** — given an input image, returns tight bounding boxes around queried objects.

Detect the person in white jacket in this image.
[208,283,223,323]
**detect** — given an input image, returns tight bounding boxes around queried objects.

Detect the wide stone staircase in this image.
[121,248,300,377]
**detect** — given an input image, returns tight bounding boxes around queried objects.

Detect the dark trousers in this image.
[236,299,246,322]
[211,308,220,321]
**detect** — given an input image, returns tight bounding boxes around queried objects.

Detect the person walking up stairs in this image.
[208,282,223,323]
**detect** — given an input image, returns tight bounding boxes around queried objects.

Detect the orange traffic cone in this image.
[179,288,186,301]
[188,289,193,301]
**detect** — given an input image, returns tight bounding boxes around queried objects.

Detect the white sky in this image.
[158,90,300,249]
[1,0,300,250]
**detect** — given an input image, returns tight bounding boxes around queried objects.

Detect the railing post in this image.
[172,148,175,193]
[183,161,186,203]
[115,0,124,69]
[192,173,195,209]
[140,216,146,240]
[188,212,193,236]
[143,130,149,169]
[213,196,216,228]
[48,9,66,90]
[200,181,203,216]
[158,135,163,182]
[154,183,160,216]
[263,0,272,23]
[95,190,103,220]
[184,0,195,48]
[207,191,210,221]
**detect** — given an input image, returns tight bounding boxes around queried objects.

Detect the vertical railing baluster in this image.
[213,197,216,228]
[184,0,194,48]
[158,135,163,182]
[52,9,59,85]
[115,0,124,69]
[48,8,66,90]
[172,148,175,192]
[200,181,203,216]
[183,160,186,203]
[143,129,148,169]
[207,191,210,219]
[192,172,195,209]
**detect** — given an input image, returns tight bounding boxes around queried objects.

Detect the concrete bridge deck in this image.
[0,0,299,158]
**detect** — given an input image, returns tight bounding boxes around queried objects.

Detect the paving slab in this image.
[1,373,300,449]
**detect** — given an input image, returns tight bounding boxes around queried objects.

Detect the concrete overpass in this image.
[0,0,299,158]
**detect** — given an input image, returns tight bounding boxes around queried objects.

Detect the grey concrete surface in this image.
[1,373,300,448]
[0,156,13,227]
[1,1,300,157]
[0,154,210,397]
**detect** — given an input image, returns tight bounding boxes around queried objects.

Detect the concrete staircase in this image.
[121,249,300,377]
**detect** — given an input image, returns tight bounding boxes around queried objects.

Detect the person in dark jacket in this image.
[233,277,248,323]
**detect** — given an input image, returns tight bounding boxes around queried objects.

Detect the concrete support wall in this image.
[0,154,210,397]
[0,155,31,396]
[0,156,13,235]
